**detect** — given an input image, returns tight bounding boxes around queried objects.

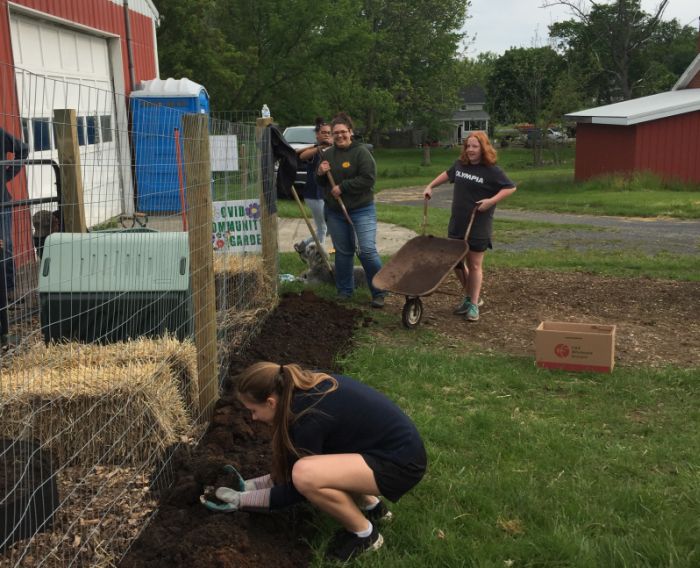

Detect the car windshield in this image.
[283,127,316,144]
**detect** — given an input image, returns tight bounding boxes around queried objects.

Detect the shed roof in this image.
[565,89,700,126]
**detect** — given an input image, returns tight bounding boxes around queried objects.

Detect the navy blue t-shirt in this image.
[269,374,426,509]
[447,161,514,241]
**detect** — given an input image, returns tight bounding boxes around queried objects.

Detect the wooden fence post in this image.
[182,114,218,422]
[52,109,87,233]
[256,117,277,282]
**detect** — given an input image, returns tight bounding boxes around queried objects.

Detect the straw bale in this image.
[216,306,272,360]
[1,362,189,467]
[6,337,199,415]
[213,254,274,311]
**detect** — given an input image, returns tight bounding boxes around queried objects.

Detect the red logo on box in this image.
[554,343,570,358]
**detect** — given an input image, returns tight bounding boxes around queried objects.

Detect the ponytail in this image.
[235,362,337,482]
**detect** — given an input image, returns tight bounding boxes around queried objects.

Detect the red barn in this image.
[565,36,700,185]
[0,0,160,265]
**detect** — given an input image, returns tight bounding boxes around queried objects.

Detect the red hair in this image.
[459,131,497,166]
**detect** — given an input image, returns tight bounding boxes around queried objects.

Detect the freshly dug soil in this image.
[120,291,365,568]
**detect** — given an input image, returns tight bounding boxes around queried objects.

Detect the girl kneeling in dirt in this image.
[207,361,427,563]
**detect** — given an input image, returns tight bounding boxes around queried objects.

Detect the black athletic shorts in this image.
[362,445,427,503]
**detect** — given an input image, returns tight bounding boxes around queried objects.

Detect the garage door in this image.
[10,12,123,227]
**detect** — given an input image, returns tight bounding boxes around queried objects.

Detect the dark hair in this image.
[236,362,338,483]
[459,131,497,166]
[313,116,327,133]
[331,112,354,131]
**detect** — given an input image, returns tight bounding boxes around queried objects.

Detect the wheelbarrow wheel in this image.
[402,298,423,329]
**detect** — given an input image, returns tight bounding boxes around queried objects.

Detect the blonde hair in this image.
[235,362,337,482]
[459,131,497,166]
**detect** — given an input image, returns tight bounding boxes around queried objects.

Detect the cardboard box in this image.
[535,321,616,373]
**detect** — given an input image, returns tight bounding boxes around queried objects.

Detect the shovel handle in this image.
[464,206,479,243]
[325,170,361,256]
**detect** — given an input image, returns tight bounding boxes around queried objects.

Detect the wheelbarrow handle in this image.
[464,206,479,243]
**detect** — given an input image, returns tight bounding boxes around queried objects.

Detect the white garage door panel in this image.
[10,12,123,227]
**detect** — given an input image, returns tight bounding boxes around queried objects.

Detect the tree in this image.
[155,0,472,135]
[545,0,672,101]
[156,0,246,110]
[486,47,564,124]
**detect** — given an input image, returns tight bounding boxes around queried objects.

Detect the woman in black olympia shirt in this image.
[203,361,427,563]
[424,131,516,322]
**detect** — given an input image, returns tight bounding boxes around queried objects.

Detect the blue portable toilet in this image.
[130,78,210,213]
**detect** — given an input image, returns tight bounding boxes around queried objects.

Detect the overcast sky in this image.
[462,0,700,56]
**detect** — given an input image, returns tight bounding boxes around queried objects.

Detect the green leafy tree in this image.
[486,46,565,124]
[156,0,246,109]
[545,0,680,101]
[154,0,471,136]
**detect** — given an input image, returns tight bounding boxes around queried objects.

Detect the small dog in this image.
[295,241,366,287]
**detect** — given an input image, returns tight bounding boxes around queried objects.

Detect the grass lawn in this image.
[371,147,700,219]
[329,343,699,568]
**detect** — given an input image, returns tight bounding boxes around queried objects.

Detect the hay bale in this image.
[7,337,199,415]
[213,254,274,311]
[1,362,189,467]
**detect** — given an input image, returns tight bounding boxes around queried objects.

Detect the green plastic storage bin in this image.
[39,231,192,342]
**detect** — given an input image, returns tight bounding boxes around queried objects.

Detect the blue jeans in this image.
[301,198,327,246]
[0,204,14,292]
[325,202,384,298]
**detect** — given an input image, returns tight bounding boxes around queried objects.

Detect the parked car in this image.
[546,128,566,141]
[282,125,373,190]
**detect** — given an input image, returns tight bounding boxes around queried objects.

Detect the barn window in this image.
[77,117,86,146]
[87,116,100,144]
[100,115,113,143]
[32,118,52,151]
[21,118,30,144]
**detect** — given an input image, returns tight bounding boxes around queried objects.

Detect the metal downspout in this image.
[123,0,136,90]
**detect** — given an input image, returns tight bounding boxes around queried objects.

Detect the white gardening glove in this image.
[215,487,242,506]
[200,486,241,513]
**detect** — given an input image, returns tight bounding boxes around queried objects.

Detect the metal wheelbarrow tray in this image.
[372,235,468,328]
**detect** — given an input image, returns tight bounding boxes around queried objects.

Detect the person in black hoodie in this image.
[316,112,386,307]
[204,361,427,563]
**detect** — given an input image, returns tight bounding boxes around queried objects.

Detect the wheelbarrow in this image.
[372,202,477,328]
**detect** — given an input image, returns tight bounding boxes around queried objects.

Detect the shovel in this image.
[290,185,334,277]
[325,170,362,257]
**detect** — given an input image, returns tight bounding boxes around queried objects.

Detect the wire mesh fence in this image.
[1,63,278,566]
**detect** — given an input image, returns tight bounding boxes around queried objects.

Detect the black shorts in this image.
[362,445,427,503]
[447,235,492,254]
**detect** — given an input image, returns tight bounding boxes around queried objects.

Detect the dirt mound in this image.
[120,291,364,568]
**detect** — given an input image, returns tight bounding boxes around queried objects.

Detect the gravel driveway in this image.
[376,186,700,255]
